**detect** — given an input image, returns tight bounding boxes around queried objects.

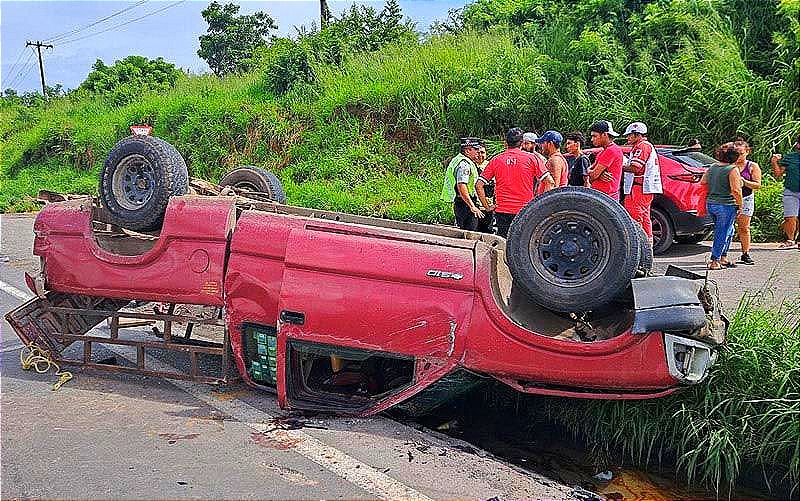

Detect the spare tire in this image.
[219,166,286,204]
[507,187,642,313]
[99,135,189,232]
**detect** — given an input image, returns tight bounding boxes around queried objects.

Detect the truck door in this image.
[275,224,476,415]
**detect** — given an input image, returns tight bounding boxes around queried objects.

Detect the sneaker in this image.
[739,253,755,265]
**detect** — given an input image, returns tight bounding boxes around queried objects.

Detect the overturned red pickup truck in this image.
[7,135,726,416]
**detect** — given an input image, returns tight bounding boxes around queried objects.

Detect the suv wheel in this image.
[650,205,674,255]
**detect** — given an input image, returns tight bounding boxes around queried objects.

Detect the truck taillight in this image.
[664,333,717,384]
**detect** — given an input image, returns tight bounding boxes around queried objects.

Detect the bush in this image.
[752,178,788,242]
[255,39,316,96]
[79,56,183,106]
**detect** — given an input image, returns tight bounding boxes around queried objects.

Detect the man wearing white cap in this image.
[521,132,548,164]
[588,120,624,200]
[622,122,663,243]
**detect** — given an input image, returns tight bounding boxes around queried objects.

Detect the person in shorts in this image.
[733,140,761,264]
[771,132,800,249]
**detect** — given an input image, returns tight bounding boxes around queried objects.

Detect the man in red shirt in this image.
[476,127,555,238]
[588,120,624,201]
[622,122,662,243]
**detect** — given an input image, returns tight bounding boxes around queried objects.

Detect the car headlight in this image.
[664,333,717,384]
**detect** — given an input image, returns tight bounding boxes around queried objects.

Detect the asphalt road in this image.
[0,213,569,500]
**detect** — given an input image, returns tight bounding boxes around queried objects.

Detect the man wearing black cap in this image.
[587,120,624,201]
[441,137,486,231]
[476,127,554,238]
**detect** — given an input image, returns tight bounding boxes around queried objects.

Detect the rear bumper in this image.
[631,270,727,385]
[673,210,714,236]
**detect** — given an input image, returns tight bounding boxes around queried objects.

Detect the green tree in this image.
[79,55,181,104]
[197,2,277,76]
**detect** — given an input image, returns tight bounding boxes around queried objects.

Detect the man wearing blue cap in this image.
[536,130,568,188]
[441,137,487,231]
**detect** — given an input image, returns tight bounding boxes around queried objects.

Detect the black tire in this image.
[636,224,653,274]
[219,166,286,204]
[507,187,642,313]
[99,135,189,232]
[650,205,674,255]
[150,136,189,196]
[676,233,709,245]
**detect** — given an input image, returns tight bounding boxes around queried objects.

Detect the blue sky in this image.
[1,1,467,92]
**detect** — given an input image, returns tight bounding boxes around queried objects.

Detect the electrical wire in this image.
[43,0,150,43]
[4,49,36,90]
[3,46,29,87]
[58,0,187,46]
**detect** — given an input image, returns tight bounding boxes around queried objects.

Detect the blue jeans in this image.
[707,202,737,261]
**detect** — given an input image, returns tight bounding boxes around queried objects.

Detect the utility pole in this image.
[320,0,331,28]
[26,40,53,98]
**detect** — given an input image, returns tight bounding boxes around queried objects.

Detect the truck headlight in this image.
[664,333,717,384]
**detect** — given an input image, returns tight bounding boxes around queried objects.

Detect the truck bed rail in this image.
[5,292,236,385]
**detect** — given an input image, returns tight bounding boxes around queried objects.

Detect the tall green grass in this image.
[536,288,800,496]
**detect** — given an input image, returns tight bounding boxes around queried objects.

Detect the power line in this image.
[5,49,36,89]
[58,0,187,46]
[44,0,150,43]
[3,46,29,87]
[5,50,37,90]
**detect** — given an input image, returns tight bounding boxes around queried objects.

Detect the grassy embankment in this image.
[1,17,795,240]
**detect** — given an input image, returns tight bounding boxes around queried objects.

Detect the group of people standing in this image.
[700,133,800,270]
[441,120,663,243]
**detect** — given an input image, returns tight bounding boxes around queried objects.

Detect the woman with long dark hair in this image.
[733,140,761,264]
[699,143,744,270]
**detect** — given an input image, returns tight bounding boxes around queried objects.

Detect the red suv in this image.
[582,146,715,254]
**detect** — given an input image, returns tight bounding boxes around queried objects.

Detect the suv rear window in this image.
[666,150,716,167]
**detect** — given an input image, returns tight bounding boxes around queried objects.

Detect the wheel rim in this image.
[527,211,611,287]
[112,155,155,210]
[651,211,665,249]
[233,181,261,192]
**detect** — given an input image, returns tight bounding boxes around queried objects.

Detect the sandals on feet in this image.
[778,240,797,250]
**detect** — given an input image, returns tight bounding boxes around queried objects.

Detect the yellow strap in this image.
[20,343,73,391]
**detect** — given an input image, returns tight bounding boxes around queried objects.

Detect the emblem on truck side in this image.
[427,270,464,280]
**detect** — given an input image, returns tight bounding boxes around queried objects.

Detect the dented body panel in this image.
[20,196,726,415]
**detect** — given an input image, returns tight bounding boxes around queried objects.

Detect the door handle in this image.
[280,310,305,325]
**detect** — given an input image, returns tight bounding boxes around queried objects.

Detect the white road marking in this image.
[0,279,428,498]
[103,343,431,501]
[0,280,32,301]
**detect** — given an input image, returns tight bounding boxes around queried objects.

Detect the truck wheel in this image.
[650,206,674,255]
[99,135,188,232]
[150,137,189,196]
[507,187,641,313]
[637,224,653,274]
[219,166,286,203]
